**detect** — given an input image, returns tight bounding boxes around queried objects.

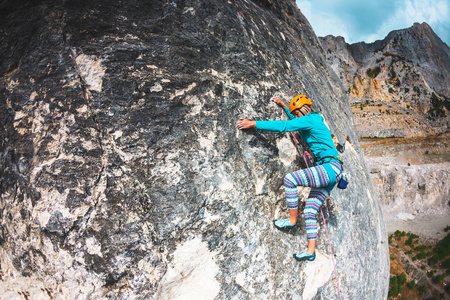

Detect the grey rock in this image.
[370,167,381,174]
[370,161,450,215]
[320,23,450,138]
[322,22,450,96]
[0,0,388,299]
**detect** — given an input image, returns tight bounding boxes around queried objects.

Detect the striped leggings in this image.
[284,161,341,240]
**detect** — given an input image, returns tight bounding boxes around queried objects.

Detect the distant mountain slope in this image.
[320,23,450,138]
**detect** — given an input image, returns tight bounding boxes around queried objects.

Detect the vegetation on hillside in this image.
[429,92,450,119]
[366,66,381,79]
[388,230,450,299]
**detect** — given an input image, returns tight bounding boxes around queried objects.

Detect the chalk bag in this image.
[337,171,349,189]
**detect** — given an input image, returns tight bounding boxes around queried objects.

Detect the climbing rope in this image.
[289,131,341,300]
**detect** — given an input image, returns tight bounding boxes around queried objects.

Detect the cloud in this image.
[364,0,450,43]
[298,1,351,40]
[296,0,400,42]
[296,0,450,45]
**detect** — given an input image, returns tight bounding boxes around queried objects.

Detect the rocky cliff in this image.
[371,161,450,214]
[0,1,389,299]
[320,23,450,138]
[361,136,450,229]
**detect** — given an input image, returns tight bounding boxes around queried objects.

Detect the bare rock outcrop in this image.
[369,161,450,214]
[362,136,450,241]
[0,1,389,299]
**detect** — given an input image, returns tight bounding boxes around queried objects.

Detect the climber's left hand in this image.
[271,97,287,109]
[236,118,256,130]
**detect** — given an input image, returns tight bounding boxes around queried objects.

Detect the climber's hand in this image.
[236,118,256,130]
[271,96,287,109]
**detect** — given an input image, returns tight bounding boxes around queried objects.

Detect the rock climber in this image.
[236,95,342,261]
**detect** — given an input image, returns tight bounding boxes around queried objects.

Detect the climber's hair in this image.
[299,105,314,116]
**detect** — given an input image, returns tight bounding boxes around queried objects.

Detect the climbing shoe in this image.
[273,218,297,230]
[293,251,316,262]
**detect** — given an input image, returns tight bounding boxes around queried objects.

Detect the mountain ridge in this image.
[320,22,450,138]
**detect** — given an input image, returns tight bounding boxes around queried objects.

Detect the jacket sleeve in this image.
[284,107,296,120]
[256,117,313,132]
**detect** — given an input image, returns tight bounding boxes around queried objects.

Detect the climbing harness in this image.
[312,155,348,190]
[289,131,342,300]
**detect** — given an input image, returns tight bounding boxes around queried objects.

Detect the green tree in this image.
[407,280,416,289]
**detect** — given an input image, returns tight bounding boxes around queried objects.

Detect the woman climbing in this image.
[236,95,342,262]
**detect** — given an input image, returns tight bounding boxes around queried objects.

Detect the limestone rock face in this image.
[363,136,450,217]
[0,1,388,299]
[369,161,450,215]
[320,23,450,138]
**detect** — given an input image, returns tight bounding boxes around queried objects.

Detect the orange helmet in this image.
[289,95,312,113]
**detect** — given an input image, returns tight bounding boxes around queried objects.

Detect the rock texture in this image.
[369,161,450,214]
[320,23,450,138]
[0,1,389,299]
[362,136,450,219]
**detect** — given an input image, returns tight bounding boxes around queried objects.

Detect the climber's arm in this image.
[283,107,296,120]
[236,117,313,132]
[255,118,312,132]
[271,96,295,120]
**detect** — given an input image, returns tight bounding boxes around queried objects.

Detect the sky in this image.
[295,0,450,46]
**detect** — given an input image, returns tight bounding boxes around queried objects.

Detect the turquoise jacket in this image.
[255,108,340,184]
